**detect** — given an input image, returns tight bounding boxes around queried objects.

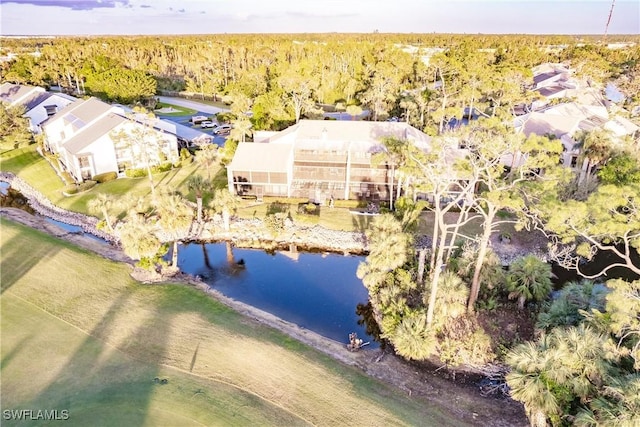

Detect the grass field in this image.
[1,220,463,426]
[154,102,198,116]
[0,146,212,217]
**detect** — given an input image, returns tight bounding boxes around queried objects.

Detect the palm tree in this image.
[209,189,240,232]
[186,175,210,223]
[117,214,162,262]
[506,341,559,427]
[357,214,410,291]
[87,193,117,234]
[195,144,219,180]
[154,192,193,268]
[230,118,252,143]
[389,312,436,361]
[426,271,469,323]
[575,129,613,186]
[506,255,553,309]
[372,137,407,211]
[506,325,613,427]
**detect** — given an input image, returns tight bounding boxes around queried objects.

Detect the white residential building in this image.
[43,97,178,182]
[0,83,77,133]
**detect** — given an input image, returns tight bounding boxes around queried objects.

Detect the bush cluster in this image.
[93,171,118,183]
[63,180,97,195]
[124,162,173,178]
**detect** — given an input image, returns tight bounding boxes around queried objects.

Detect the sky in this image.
[0,0,638,36]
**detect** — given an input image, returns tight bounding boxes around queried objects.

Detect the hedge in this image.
[124,162,174,178]
[63,180,97,195]
[93,171,118,183]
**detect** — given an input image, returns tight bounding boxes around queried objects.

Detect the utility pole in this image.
[604,0,616,40]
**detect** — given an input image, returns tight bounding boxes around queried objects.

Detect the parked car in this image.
[200,121,216,128]
[190,115,208,124]
[213,124,232,135]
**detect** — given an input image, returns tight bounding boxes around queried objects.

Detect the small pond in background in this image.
[175,242,378,347]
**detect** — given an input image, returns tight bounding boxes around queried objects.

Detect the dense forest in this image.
[1,33,639,133]
[2,33,640,426]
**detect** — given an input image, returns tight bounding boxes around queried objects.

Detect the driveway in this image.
[157,96,230,115]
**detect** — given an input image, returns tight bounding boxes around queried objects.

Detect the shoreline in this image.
[1,207,527,426]
[0,172,548,264]
[0,173,528,425]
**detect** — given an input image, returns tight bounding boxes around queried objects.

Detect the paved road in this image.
[157,96,229,115]
[155,97,228,147]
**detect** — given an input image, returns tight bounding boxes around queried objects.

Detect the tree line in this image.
[1,33,639,134]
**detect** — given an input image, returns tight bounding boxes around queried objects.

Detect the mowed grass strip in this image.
[1,221,461,426]
[0,146,210,217]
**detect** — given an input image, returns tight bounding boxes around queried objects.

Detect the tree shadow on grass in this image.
[351,214,373,233]
[0,228,60,294]
[156,167,185,188]
[18,288,169,427]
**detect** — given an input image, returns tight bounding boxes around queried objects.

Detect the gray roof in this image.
[63,113,126,155]
[0,83,42,105]
[44,97,112,131]
[228,142,293,173]
[267,119,431,152]
[22,91,53,111]
[517,112,581,137]
[143,116,212,143]
[66,97,113,125]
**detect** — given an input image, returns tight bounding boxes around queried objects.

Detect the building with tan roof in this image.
[227,120,433,202]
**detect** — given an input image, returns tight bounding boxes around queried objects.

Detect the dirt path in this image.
[1,207,528,426]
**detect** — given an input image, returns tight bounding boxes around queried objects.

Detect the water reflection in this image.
[356,302,386,350]
[0,184,35,214]
[177,242,378,347]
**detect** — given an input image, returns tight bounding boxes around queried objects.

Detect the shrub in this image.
[125,168,147,178]
[62,180,96,195]
[151,162,173,174]
[298,202,320,215]
[266,202,288,215]
[93,171,118,183]
[78,180,97,192]
[125,163,174,178]
[262,196,308,205]
[264,212,288,236]
[63,184,78,195]
[180,148,192,161]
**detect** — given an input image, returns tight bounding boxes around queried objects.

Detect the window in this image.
[78,156,90,168]
[44,105,57,116]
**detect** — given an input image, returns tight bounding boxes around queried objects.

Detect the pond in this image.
[175,242,377,347]
[552,246,640,285]
[44,218,110,244]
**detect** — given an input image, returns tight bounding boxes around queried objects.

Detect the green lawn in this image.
[154,102,197,116]
[1,220,462,426]
[1,146,506,236]
[176,97,230,110]
[0,146,215,217]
